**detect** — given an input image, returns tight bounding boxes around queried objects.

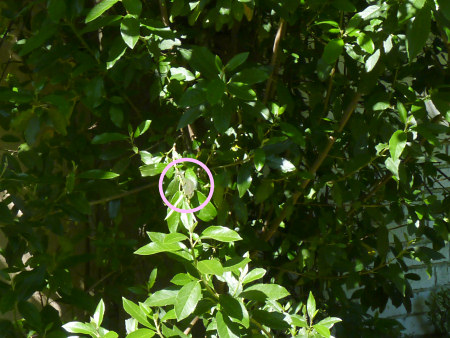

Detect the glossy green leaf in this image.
[122,298,153,328]
[93,299,105,327]
[139,163,167,177]
[146,289,178,307]
[216,311,240,338]
[241,283,290,301]
[197,259,224,276]
[389,130,407,161]
[322,39,344,64]
[307,291,316,322]
[242,268,266,284]
[92,132,128,144]
[200,226,242,242]
[225,52,249,72]
[407,7,431,61]
[317,317,342,329]
[126,329,156,338]
[196,191,217,222]
[121,15,140,49]
[134,242,182,255]
[237,164,252,198]
[365,49,380,72]
[206,79,226,105]
[174,281,201,321]
[85,0,120,23]
[397,102,408,124]
[134,120,152,138]
[227,82,256,101]
[219,294,249,328]
[122,0,142,16]
[63,321,97,335]
[79,169,120,179]
[357,32,375,54]
[254,149,265,172]
[314,324,331,337]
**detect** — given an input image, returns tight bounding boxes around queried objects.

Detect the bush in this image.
[426,287,450,335]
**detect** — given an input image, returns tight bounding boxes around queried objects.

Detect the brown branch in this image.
[262,92,362,242]
[183,315,199,335]
[158,0,170,27]
[263,18,287,104]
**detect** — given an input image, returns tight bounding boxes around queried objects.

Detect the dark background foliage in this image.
[0,0,449,336]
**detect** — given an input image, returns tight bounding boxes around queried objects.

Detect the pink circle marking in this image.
[158,158,214,213]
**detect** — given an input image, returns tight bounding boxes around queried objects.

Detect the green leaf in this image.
[85,0,120,23]
[307,291,316,322]
[290,314,308,328]
[241,284,290,301]
[438,0,450,20]
[213,100,232,133]
[237,164,252,198]
[357,32,375,54]
[140,151,162,165]
[322,39,344,64]
[122,298,153,328]
[227,82,256,101]
[146,289,178,307]
[179,47,220,80]
[79,169,120,179]
[397,102,408,124]
[48,0,66,22]
[385,157,400,177]
[206,79,226,105]
[266,156,296,173]
[225,52,249,72]
[147,232,188,244]
[134,120,152,138]
[216,311,240,338]
[252,310,290,330]
[365,49,380,72]
[19,23,57,56]
[121,15,140,49]
[389,130,407,161]
[126,329,156,338]
[18,301,41,331]
[197,259,224,276]
[407,7,431,61]
[177,105,205,129]
[231,67,270,84]
[317,317,342,329]
[196,191,217,222]
[179,87,206,108]
[92,132,128,144]
[332,0,356,12]
[242,268,266,284]
[280,122,305,146]
[107,37,128,69]
[201,226,242,242]
[139,163,167,177]
[254,149,265,172]
[104,332,119,338]
[219,295,249,329]
[63,322,97,335]
[122,0,142,16]
[174,281,201,321]
[170,67,196,81]
[314,324,331,337]
[93,299,105,327]
[134,242,182,255]
[223,256,251,273]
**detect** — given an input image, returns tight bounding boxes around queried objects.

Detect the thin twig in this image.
[183,316,199,335]
[89,182,157,206]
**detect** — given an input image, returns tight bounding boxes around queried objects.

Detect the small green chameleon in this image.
[176,169,197,199]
